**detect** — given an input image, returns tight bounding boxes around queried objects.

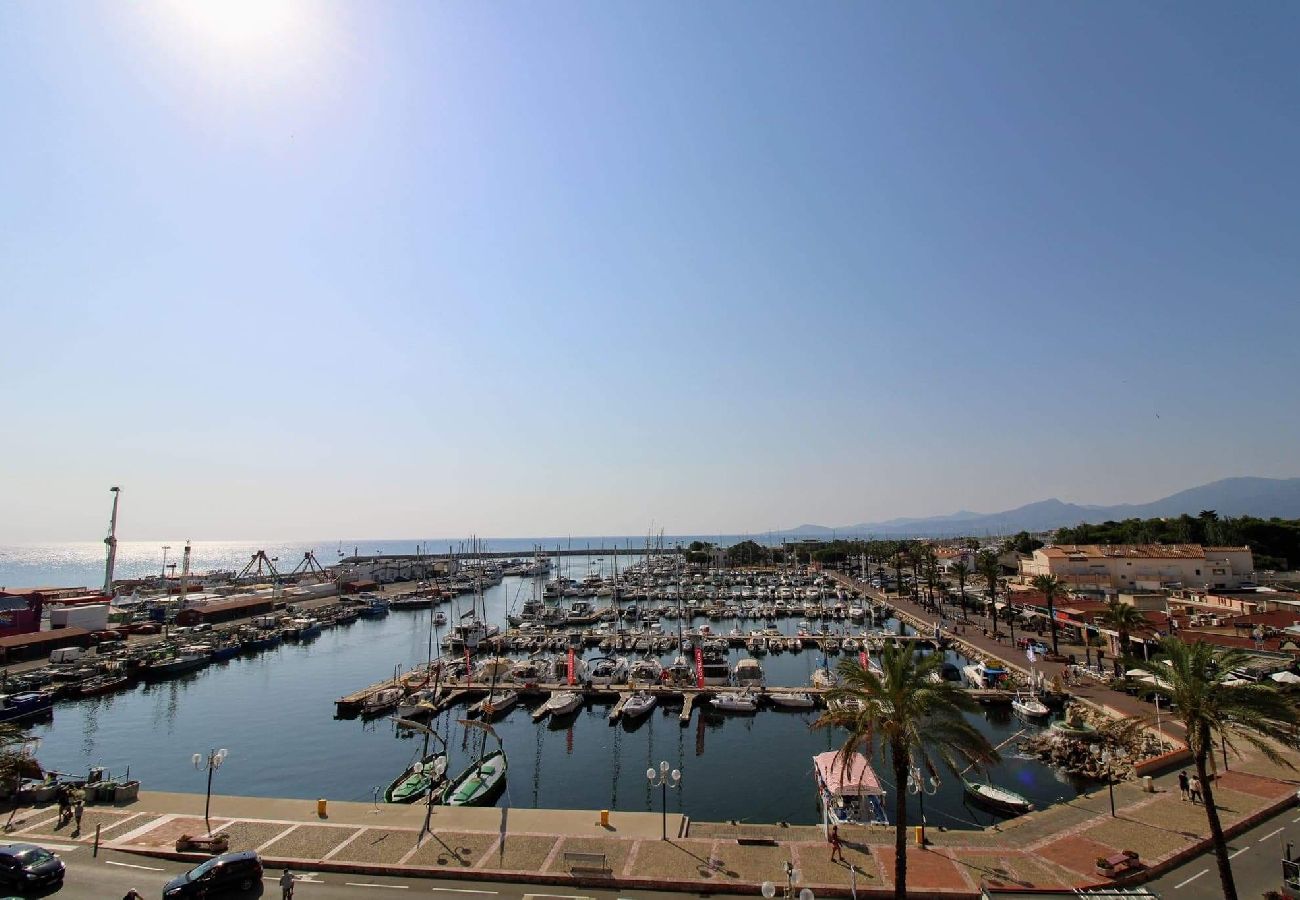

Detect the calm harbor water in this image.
[25,572,1084,828]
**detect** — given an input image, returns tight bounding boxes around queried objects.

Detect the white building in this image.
[1019,544,1253,593]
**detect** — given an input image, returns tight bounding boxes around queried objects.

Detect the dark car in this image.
[0,843,66,891]
[163,850,263,898]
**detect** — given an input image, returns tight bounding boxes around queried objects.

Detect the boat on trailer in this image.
[813,751,888,826]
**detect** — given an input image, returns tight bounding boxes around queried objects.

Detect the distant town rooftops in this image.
[1040,544,1250,560]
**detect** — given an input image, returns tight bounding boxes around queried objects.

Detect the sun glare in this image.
[169,0,301,50]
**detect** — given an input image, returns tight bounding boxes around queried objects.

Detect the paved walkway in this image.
[4,738,1296,899]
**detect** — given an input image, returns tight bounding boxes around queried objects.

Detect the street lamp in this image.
[417,756,450,839]
[646,761,681,840]
[192,748,229,836]
[761,862,814,900]
[1090,744,1115,817]
[907,765,940,845]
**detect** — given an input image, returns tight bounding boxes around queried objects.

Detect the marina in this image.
[14,554,1084,829]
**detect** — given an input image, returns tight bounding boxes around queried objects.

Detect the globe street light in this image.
[1090,744,1115,817]
[417,756,450,839]
[646,761,681,841]
[193,748,229,836]
[762,861,815,900]
[907,765,940,846]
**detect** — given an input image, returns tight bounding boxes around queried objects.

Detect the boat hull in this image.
[441,750,507,807]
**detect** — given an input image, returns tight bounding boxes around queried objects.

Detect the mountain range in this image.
[786,477,1300,538]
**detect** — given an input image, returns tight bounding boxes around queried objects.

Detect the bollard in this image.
[1142,775,1154,793]
[915,825,923,846]
[317,798,328,818]
[600,809,609,827]
[93,823,101,857]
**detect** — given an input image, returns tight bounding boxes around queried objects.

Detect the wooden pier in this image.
[335,677,1014,718]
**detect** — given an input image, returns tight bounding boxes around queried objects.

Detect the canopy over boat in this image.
[813,751,884,798]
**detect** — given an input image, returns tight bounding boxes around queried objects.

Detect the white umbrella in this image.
[1125,668,1148,678]
[1271,671,1300,685]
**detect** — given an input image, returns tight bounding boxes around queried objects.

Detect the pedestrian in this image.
[123,890,144,900]
[55,785,70,826]
[829,824,844,863]
[280,867,296,900]
[72,796,84,834]
[1178,770,1190,800]
[1189,778,1202,805]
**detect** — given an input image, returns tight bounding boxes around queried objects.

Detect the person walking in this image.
[123,890,144,900]
[72,795,84,834]
[55,785,70,827]
[280,868,296,900]
[829,824,845,863]
[1178,770,1190,800]
[1189,777,1203,805]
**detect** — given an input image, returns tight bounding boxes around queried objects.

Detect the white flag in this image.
[1027,646,1037,663]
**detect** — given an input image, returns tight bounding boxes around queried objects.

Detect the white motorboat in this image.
[476,689,519,719]
[622,691,657,719]
[811,668,837,689]
[540,690,583,717]
[629,658,664,684]
[813,750,888,826]
[712,691,758,712]
[963,778,1032,815]
[768,691,816,709]
[733,657,765,687]
[963,662,1008,689]
[1011,693,1050,718]
[588,656,629,686]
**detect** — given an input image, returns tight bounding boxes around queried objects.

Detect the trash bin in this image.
[317,798,328,818]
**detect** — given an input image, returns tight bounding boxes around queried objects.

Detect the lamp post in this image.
[907,765,940,846]
[646,761,681,840]
[761,862,814,900]
[192,748,229,836]
[418,756,449,839]
[1090,745,1115,817]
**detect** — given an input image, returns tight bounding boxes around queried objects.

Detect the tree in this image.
[1003,531,1044,555]
[921,546,939,611]
[951,560,971,622]
[1134,639,1297,900]
[814,644,997,900]
[1029,574,1063,657]
[0,723,41,817]
[977,550,1000,629]
[890,549,906,598]
[1099,597,1147,661]
[906,544,924,603]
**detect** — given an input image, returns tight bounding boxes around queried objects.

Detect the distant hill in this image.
[785,477,1300,538]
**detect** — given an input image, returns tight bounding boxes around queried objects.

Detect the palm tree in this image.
[906,544,923,603]
[976,550,1000,631]
[815,644,998,900]
[1099,597,1147,663]
[922,547,939,612]
[1029,574,1063,657]
[890,548,906,598]
[1135,639,1297,900]
[951,560,971,621]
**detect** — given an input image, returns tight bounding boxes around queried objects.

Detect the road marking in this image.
[1263,827,1284,840]
[345,883,408,889]
[38,843,78,851]
[105,860,164,871]
[265,876,326,884]
[1229,846,1250,859]
[1174,868,1209,889]
[429,890,499,895]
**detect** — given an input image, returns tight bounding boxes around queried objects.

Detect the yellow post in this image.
[915,824,924,846]
[600,809,609,827]
[317,798,328,818]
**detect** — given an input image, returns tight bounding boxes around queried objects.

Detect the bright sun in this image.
[169,0,301,50]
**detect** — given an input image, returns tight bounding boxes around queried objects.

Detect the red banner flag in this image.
[859,651,869,670]
[694,646,705,689]
[567,648,576,686]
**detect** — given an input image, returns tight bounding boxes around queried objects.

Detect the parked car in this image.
[163,850,263,897]
[0,842,65,891]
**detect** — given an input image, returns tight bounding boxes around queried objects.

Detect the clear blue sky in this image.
[2,1,1298,541]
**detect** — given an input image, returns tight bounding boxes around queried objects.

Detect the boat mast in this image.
[102,486,121,596]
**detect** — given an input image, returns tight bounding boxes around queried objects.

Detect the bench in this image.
[564,851,610,874]
[1095,850,1140,877]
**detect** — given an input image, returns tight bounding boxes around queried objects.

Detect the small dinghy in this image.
[622,691,657,719]
[1011,693,1050,718]
[963,778,1033,815]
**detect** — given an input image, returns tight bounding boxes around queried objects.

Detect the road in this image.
[1146,800,1300,899]
[37,846,710,900]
